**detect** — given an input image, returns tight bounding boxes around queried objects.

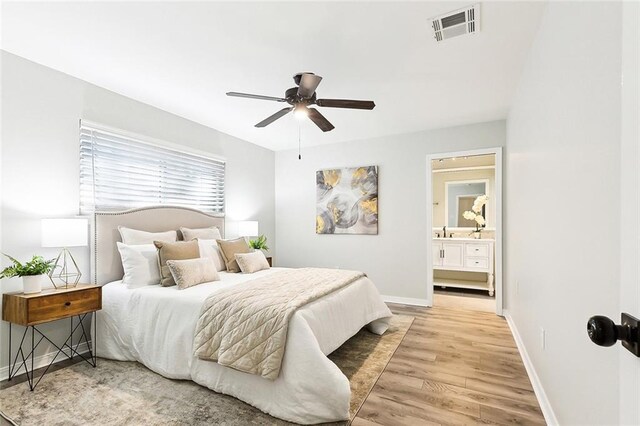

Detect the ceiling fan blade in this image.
[227,92,286,102]
[307,108,335,132]
[316,99,376,110]
[297,74,323,99]
[255,107,293,128]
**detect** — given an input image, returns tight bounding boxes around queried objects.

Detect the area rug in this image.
[0,314,413,426]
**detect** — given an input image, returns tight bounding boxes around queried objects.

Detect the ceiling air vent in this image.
[431,4,480,42]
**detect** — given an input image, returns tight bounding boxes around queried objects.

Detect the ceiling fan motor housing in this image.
[285,87,316,104]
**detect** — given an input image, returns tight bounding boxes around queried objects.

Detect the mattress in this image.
[95,267,392,424]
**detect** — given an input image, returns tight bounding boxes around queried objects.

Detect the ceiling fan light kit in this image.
[226,72,375,132]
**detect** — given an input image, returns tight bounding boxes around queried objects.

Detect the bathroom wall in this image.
[432,168,496,231]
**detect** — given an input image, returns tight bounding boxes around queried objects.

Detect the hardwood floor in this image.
[1,303,545,426]
[352,304,546,426]
[433,291,495,313]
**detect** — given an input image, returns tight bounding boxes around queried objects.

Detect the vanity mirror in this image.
[445,180,488,228]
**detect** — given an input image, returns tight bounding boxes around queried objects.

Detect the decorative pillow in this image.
[216,238,251,273]
[197,239,226,271]
[167,258,220,289]
[154,240,200,286]
[180,226,222,242]
[119,226,177,245]
[235,251,270,274]
[116,242,161,288]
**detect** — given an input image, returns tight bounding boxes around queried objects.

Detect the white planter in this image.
[23,274,45,294]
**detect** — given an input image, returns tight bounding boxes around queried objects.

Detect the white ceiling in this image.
[1,1,545,151]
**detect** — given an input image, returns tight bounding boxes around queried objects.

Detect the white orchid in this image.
[463,211,476,220]
[462,194,488,235]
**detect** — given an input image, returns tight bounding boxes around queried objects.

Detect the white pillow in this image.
[118,226,177,245]
[235,251,270,274]
[197,239,226,271]
[117,242,161,288]
[180,226,222,241]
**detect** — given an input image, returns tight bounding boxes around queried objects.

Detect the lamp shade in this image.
[41,218,88,248]
[237,221,259,237]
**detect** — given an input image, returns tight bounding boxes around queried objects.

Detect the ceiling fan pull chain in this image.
[298,123,302,160]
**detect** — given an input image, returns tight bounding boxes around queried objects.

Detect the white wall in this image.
[0,52,276,373]
[275,120,505,302]
[505,3,623,424]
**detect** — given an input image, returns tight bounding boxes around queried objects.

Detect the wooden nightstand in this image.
[266,256,273,267]
[2,284,102,390]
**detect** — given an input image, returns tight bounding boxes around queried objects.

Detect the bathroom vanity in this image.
[433,237,495,296]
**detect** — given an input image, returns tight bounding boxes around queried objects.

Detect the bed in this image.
[92,206,392,424]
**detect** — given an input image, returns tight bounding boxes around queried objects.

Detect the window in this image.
[79,123,225,215]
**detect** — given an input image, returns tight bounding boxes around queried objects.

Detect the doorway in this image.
[426,148,503,315]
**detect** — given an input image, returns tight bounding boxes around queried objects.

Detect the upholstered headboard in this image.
[92,206,225,285]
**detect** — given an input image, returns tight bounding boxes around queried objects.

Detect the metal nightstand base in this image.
[7,312,97,391]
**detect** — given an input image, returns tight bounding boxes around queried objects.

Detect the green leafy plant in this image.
[0,254,55,278]
[248,235,269,252]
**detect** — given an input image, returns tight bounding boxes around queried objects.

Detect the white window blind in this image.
[80,124,225,215]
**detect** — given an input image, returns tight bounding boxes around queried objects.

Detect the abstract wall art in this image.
[316,165,378,235]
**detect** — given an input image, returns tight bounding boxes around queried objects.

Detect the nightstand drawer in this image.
[3,285,102,326]
[29,288,101,324]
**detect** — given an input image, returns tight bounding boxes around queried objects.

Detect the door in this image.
[442,242,464,268]
[620,3,639,423]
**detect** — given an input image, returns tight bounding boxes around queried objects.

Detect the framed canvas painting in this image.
[316,165,378,235]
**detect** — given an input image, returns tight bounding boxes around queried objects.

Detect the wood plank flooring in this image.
[352,304,546,426]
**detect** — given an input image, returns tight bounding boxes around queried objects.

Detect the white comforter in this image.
[96,267,392,424]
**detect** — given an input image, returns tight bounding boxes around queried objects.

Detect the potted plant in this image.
[248,235,270,253]
[0,254,55,294]
[462,195,489,239]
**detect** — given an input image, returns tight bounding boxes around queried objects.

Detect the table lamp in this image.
[41,218,88,288]
[238,221,259,239]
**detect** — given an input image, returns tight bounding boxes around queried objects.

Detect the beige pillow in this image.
[216,238,251,273]
[119,227,177,245]
[180,226,222,241]
[154,240,200,286]
[235,251,270,274]
[166,258,220,289]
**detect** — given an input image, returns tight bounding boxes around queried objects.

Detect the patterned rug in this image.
[0,315,413,425]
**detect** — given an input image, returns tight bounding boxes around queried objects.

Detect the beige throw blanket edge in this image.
[193,267,365,380]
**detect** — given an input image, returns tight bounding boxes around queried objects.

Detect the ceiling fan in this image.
[226,72,375,132]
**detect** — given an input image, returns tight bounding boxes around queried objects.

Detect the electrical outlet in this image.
[540,327,546,350]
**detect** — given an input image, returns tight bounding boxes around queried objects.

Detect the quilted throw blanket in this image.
[193,268,365,380]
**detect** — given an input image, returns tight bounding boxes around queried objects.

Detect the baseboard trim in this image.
[503,310,559,426]
[382,295,430,307]
[0,341,92,382]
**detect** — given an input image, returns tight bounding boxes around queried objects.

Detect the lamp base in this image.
[48,248,81,289]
